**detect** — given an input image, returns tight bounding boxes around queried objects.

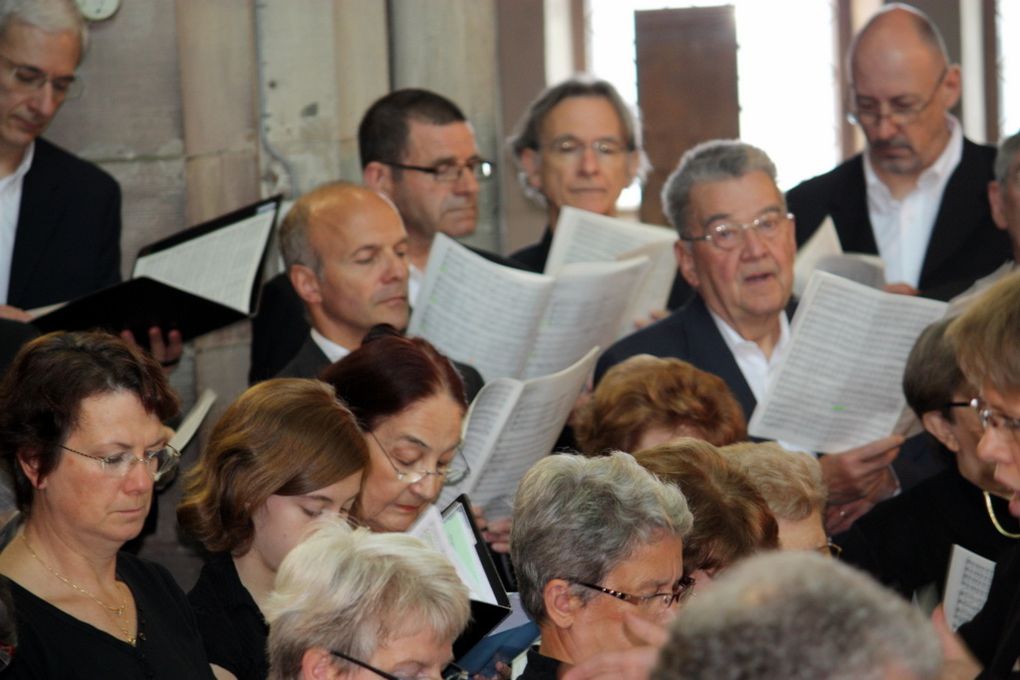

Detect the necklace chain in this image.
[984,491,1020,539]
[21,533,137,645]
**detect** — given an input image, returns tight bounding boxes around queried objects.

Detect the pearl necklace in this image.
[21,533,137,645]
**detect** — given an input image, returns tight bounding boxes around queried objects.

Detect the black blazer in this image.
[0,319,38,376]
[7,138,122,309]
[595,295,796,421]
[786,138,1010,301]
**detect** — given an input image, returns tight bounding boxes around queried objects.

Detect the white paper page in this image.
[944,544,996,630]
[464,347,599,518]
[133,210,275,314]
[544,206,676,275]
[793,216,842,298]
[815,253,886,289]
[169,388,217,452]
[407,506,482,598]
[613,242,677,335]
[409,235,554,381]
[748,272,947,452]
[523,258,648,380]
[439,378,523,510]
[443,503,499,605]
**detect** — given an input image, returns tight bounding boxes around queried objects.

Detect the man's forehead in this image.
[309,192,405,249]
[689,172,783,223]
[403,119,478,161]
[539,95,626,141]
[0,21,80,71]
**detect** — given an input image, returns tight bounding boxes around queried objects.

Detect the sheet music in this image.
[814,254,886,289]
[944,544,996,630]
[748,272,947,452]
[793,216,841,298]
[614,242,678,335]
[544,206,676,274]
[409,235,553,381]
[133,211,275,313]
[407,506,484,600]
[169,388,217,451]
[523,258,648,380]
[464,348,599,518]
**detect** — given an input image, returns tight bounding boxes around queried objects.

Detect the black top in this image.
[188,553,269,680]
[961,543,1020,678]
[837,467,1020,600]
[517,647,562,680]
[6,552,213,679]
[510,226,693,310]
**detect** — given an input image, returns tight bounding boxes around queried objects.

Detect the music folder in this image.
[441,494,513,663]
[32,196,282,348]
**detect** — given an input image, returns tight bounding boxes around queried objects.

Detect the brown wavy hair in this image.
[177,378,367,554]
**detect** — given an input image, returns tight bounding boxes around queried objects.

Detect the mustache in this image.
[870,137,914,152]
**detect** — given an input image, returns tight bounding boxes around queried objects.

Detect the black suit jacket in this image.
[786,138,1010,301]
[276,333,486,402]
[595,295,788,421]
[7,138,122,309]
[0,319,38,377]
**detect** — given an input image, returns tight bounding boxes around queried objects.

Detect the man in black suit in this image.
[0,0,118,323]
[597,140,902,532]
[250,89,509,382]
[786,4,1009,302]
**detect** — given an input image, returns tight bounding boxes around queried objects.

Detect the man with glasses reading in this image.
[787,3,1009,301]
[0,0,121,321]
[597,140,904,531]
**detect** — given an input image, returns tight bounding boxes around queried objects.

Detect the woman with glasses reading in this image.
[0,331,213,678]
[264,518,470,680]
[177,378,368,680]
[509,453,693,680]
[319,327,470,534]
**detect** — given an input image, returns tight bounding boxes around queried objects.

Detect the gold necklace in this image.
[984,491,1020,539]
[21,533,137,645]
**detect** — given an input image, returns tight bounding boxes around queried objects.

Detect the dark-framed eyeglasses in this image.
[971,397,1020,442]
[847,66,948,128]
[59,444,181,484]
[329,650,468,680]
[368,431,470,486]
[381,158,494,183]
[681,211,793,251]
[542,135,630,163]
[0,52,82,100]
[574,576,695,614]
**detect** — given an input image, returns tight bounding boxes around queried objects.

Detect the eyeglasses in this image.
[542,136,630,163]
[368,431,470,486]
[971,398,1020,442]
[574,576,695,614]
[329,650,468,680]
[681,211,793,251]
[0,53,82,100]
[382,158,494,183]
[847,67,947,128]
[816,539,842,558]
[59,444,180,483]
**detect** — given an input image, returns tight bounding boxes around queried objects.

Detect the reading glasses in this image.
[329,650,468,680]
[0,53,82,100]
[971,398,1020,442]
[541,135,630,163]
[574,576,695,614]
[381,159,494,183]
[368,431,470,486]
[681,211,793,251]
[59,444,181,482]
[847,67,947,128]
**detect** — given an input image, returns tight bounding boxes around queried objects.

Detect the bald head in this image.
[281,181,410,350]
[847,4,959,181]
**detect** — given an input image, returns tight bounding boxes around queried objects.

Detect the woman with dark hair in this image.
[0,331,213,678]
[320,326,470,533]
[178,378,368,680]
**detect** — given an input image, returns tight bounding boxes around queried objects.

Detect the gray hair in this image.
[510,452,693,624]
[661,139,778,236]
[508,76,650,203]
[995,129,1020,185]
[652,552,942,680]
[720,442,826,521]
[264,519,471,680]
[0,0,87,57]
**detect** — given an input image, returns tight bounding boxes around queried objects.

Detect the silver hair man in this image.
[0,0,87,57]
[652,551,941,680]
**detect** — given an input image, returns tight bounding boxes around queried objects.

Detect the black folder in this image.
[33,196,282,348]
[442,494,513,662]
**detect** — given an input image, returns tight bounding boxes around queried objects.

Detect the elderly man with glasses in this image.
[786,3,1009,302]
[597,140,903,532]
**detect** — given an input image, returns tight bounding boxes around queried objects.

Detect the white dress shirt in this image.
[708,309,791,404]
[310,328,351,364]
[0,142,36,304]
[863,115,963,288]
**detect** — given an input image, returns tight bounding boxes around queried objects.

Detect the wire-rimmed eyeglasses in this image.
[59,444,180,483]
[971,397,1020,442]
[0,52,82,100]
[574,576,695,614]
[368,431,470,486]
[847,66,948,128]
[680,211,793,251]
